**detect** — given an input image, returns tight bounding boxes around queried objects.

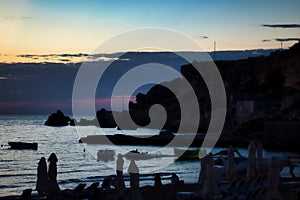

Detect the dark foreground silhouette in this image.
[1,142,300,200]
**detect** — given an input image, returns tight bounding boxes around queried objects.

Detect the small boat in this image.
[8,142,38,150]
[174,148,200,159]
[124,149,165,160]
[159,130,175,137]
[97,149,115,162]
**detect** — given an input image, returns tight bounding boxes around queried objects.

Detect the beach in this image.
[1,116,300,199]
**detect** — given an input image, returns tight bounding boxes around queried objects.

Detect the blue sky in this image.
[0,0,299,113]
[1,0,300,57]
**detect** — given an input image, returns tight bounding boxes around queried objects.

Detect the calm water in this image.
[0,115,298,197]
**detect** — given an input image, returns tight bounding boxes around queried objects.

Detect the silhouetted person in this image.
[154,174,162,187]
[47,153,60,199]
[115,154,125,190]
[36,157,47,196]
[171,173,179,185]
[20,189,32,200]
[102,176,112,190]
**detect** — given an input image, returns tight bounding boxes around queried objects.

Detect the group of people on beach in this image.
[110,154,183,189]
[32,141,295,200]
[35,152,184,199]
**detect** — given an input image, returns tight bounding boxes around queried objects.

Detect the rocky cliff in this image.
[126,42,300,139]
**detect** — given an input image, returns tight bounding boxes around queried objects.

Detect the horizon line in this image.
[0,47,283,64]
[1,46,282,56]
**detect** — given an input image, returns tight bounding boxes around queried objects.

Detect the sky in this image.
[0,0,300,114]
[1,0,300,61]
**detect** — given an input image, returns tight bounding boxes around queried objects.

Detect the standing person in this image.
[154,173,162,187]
[171,173,180,185]
[115,154,125,190]
[47,153,60,199]
[36,157,47,196]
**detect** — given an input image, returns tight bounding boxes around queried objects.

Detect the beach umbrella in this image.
[267,157,283,200]
[116,154,124,172]
[128,160,142,200]
[256,141,264,174]
[115,154,126,190]
[203,153,218,199]
[246,141,257,182]
[198,149,208,187]
[47,153,60,199]
[226,146,235,181]
[36,157,47,196]
[128,160,139,189]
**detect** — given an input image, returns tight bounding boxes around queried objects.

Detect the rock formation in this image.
[44,110,72,126]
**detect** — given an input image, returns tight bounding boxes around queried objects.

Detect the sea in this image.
[0,115,299,197]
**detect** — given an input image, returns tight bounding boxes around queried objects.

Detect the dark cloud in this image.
[275,38,300,42]
[58,53,88,57]
[262,39,272,42]
[17,53,88,58]
[262,24,300,28]
[15,53,125,63]
[195,35,209,39]
[17,54,35,58]
[262,38,300,42]
[59,59,71,62]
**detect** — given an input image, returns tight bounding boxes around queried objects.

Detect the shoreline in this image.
[1,150,299,199]
[79,132,299,152]
[1,177,300,200]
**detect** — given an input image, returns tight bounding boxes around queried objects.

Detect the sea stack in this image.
[44,110,72,126]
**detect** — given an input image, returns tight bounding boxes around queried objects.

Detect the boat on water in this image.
[8,142,38,150]
[174,148,201,159]
[124,149,172,160]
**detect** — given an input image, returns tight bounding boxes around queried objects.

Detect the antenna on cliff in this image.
[213,41,216,60]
